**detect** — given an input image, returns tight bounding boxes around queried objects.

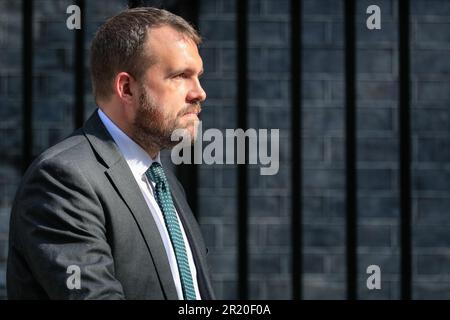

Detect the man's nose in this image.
[187,79,207,103]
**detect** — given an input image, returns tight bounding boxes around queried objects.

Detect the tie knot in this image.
[146,162,168,186]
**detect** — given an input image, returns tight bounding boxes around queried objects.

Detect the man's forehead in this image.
[145,26,202,70]
[146,25,196,49]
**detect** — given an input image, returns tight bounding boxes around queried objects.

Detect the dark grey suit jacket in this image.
[6,110,215,300]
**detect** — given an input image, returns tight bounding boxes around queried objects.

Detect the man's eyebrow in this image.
[168,68,204,77]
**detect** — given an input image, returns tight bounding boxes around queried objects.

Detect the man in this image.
[7,7,215,300]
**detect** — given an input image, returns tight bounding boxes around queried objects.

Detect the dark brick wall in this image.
[1,0,450,300]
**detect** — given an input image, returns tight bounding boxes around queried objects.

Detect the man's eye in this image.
[174,73,188,79]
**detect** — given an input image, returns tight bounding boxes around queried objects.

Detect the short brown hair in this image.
[90,7,202,102]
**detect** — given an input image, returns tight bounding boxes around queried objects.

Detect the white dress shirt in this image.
[98,108,201,300]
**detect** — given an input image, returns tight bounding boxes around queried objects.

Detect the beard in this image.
[131,85,201,153]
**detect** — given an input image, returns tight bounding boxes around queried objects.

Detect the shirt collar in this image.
[97,108,160,179]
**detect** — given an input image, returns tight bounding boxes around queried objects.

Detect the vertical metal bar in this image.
[399,0,412,300]
[290,0,303,300]
[22,0,33,172]
[237,0,248,300]
[74,0,85,128]
[344,0,357,300]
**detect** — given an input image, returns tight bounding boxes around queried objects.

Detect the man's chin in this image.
[182,120,200,142]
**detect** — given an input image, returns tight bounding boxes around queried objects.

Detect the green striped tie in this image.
[146,162,196,300]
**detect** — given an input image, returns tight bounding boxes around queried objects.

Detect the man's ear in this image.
[114,72,138,104]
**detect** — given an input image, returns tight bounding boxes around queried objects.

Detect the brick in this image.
[248,48,265,72]
[303,108,344,134]
[248,196,280,216]
[199,195,237,217]
[323,195,345,218]
[357,49,393,74]
[358,137,398,162]
[265,278,292,299]
[356,0,393,17]
[358,108,394,132]
[221,280,237,299]
[329,80,344,100]
[219,167,237,188]
[303,21,328,45]
[220,48,236,73]
[303,196,324,218]
[263,107,290,129]
[200,47,217,74]
[358,169,393,191]
[417,254,450,275]
[413,169,450,191]
[303,169,345,190]
[264,0,290,15]
[33,99,71,123]
[222,224,238,247]
[0,129,22,158]
[418,81,450,102]
[412,49,450,74]
[417,197,450,224]
[303,0,343,15]
[208,252,236,273]
[304,253,326,274]
[266,223,290,246]
[328,137,344,162]
[266,48,290,73]
[35,20,72,45]
[414,226,450,247]
[249,79,289,100]
[84,0,125,16]
[304,224,345,247]
[303,80,326,100]
[303,277,346,299]
[248,21,289,45]
[198,167,216,188]
[202,79,236,99]
[303,137,324,162]
[414,281,450,300]
[417,137,450,162]
[248,0,262,15]
[411,0,450,16]
[328,254,346,274]
[6,74,21,96]
[358,196,399,218]
[220,0,236,14]
[303,49,344,74]
[357,21,397,43]
[249,279,265,299]
[250,254,282,273]
[357,81,398,101]
[199,223,216,248]
[412,108,450,133]
[200,19,236,42]
[358,253,399,275]
[200,0,217,14]
[358,225,392,247]
[248,224,263,247]
[358,280,394,300]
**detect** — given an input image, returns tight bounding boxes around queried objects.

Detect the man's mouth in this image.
[182,107,201,118]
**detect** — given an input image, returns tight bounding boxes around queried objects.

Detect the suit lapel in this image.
[82,110,178,300]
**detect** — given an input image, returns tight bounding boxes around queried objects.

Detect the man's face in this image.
[131,26,206,152]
